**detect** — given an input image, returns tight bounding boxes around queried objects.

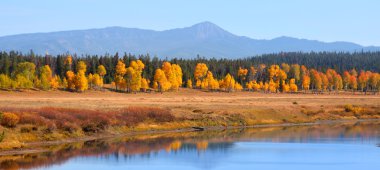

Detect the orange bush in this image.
[0,106,175,132]
[0,112,20,128]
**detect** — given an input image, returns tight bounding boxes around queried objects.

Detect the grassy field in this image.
[0,88,379,151]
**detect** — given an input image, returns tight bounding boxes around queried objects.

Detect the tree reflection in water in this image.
[1,121,380,170]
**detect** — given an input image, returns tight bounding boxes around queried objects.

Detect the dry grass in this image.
[0,88,379,150]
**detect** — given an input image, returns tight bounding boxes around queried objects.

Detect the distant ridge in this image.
[0,21,379,58]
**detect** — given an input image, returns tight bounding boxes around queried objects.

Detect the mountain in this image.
[0,21,379,58]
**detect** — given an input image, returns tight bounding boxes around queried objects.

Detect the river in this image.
[1,121,380,170]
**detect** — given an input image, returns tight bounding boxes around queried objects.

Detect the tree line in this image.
[0,50,379,94]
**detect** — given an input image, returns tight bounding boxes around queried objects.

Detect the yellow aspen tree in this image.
[282,81,290,93]
[74,72,88,92]
[194,63,208,88]
[234,82,243,91]
[50,75,60,89]
[349,75,358,92]
[335,74,343,91]
[326,69,336,91]
[125,67,135,92]
[62,78,68,89]
[252,81,261,91]
[114,60,127,91]
[39,65,53,90]
[358,70,368,92]
[343,71,351,91]
[368,73,379,92]
[74,61,88,92]
[268,65,280,80]
[204,71,219,91]
[0,74,12,89]
[246,81,253,91]
[302,75,311,92]
[65,71,75,90]
[154,69,171,92]
[289,78,298,93]
[171,64,183,90]
[88,73,94,89]
[92,73,103,89]
[201,80,208,89]
[268,79,277,93]
[204,71,214,90]
[210,79,219,90]
[97,65,106,87]
[186,79,193,89]
[162,62,177,90]
[161,62,182,90]
[141,78,149,92]
[320,73,329,92]
[259,81,264,91]
[278,69,287,92]
[97,65,107,78]
[311,70,322,92]
[222,73,235,92]
[126,60,145,92]
[300,65,308,86]
[152,81,158,89]
[268,65,282,92]
[196,79,201,88]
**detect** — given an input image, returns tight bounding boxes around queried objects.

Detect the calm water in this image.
[1,121,380,170]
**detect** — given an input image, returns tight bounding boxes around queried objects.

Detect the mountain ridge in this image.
[0,22,378,58]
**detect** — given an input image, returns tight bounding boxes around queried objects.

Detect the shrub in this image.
[344,104,354,112]
[0,112,20,128]
[344,104,362,113]
[18,112,50,126]
[0,106,174,132]
[56,122,79,133]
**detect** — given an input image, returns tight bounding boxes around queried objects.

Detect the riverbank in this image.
[1,119,380,157]
[0,88,379,153]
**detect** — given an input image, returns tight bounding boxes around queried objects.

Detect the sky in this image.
[1,0,379,46]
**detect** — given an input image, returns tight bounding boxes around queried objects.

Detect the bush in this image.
[344,104,362,113]
[344,104,354,112]
[0,106,174,132]
[55,121,79,133]
[0,112,20,128]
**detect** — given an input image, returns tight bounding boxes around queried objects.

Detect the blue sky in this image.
[1,0,379,46]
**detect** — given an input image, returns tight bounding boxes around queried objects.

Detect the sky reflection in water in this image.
[1,121,380,170]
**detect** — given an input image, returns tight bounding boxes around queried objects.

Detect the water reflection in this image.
[1,121,380,170]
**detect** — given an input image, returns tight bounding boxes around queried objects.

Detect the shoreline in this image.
[1,118,379,156]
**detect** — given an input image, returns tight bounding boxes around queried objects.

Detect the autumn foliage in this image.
[0,107,174,132]
[0,112,20,128]
[0,54,379,94]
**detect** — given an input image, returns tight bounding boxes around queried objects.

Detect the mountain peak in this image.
[191,21,219,28]
[187,21,233,39]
